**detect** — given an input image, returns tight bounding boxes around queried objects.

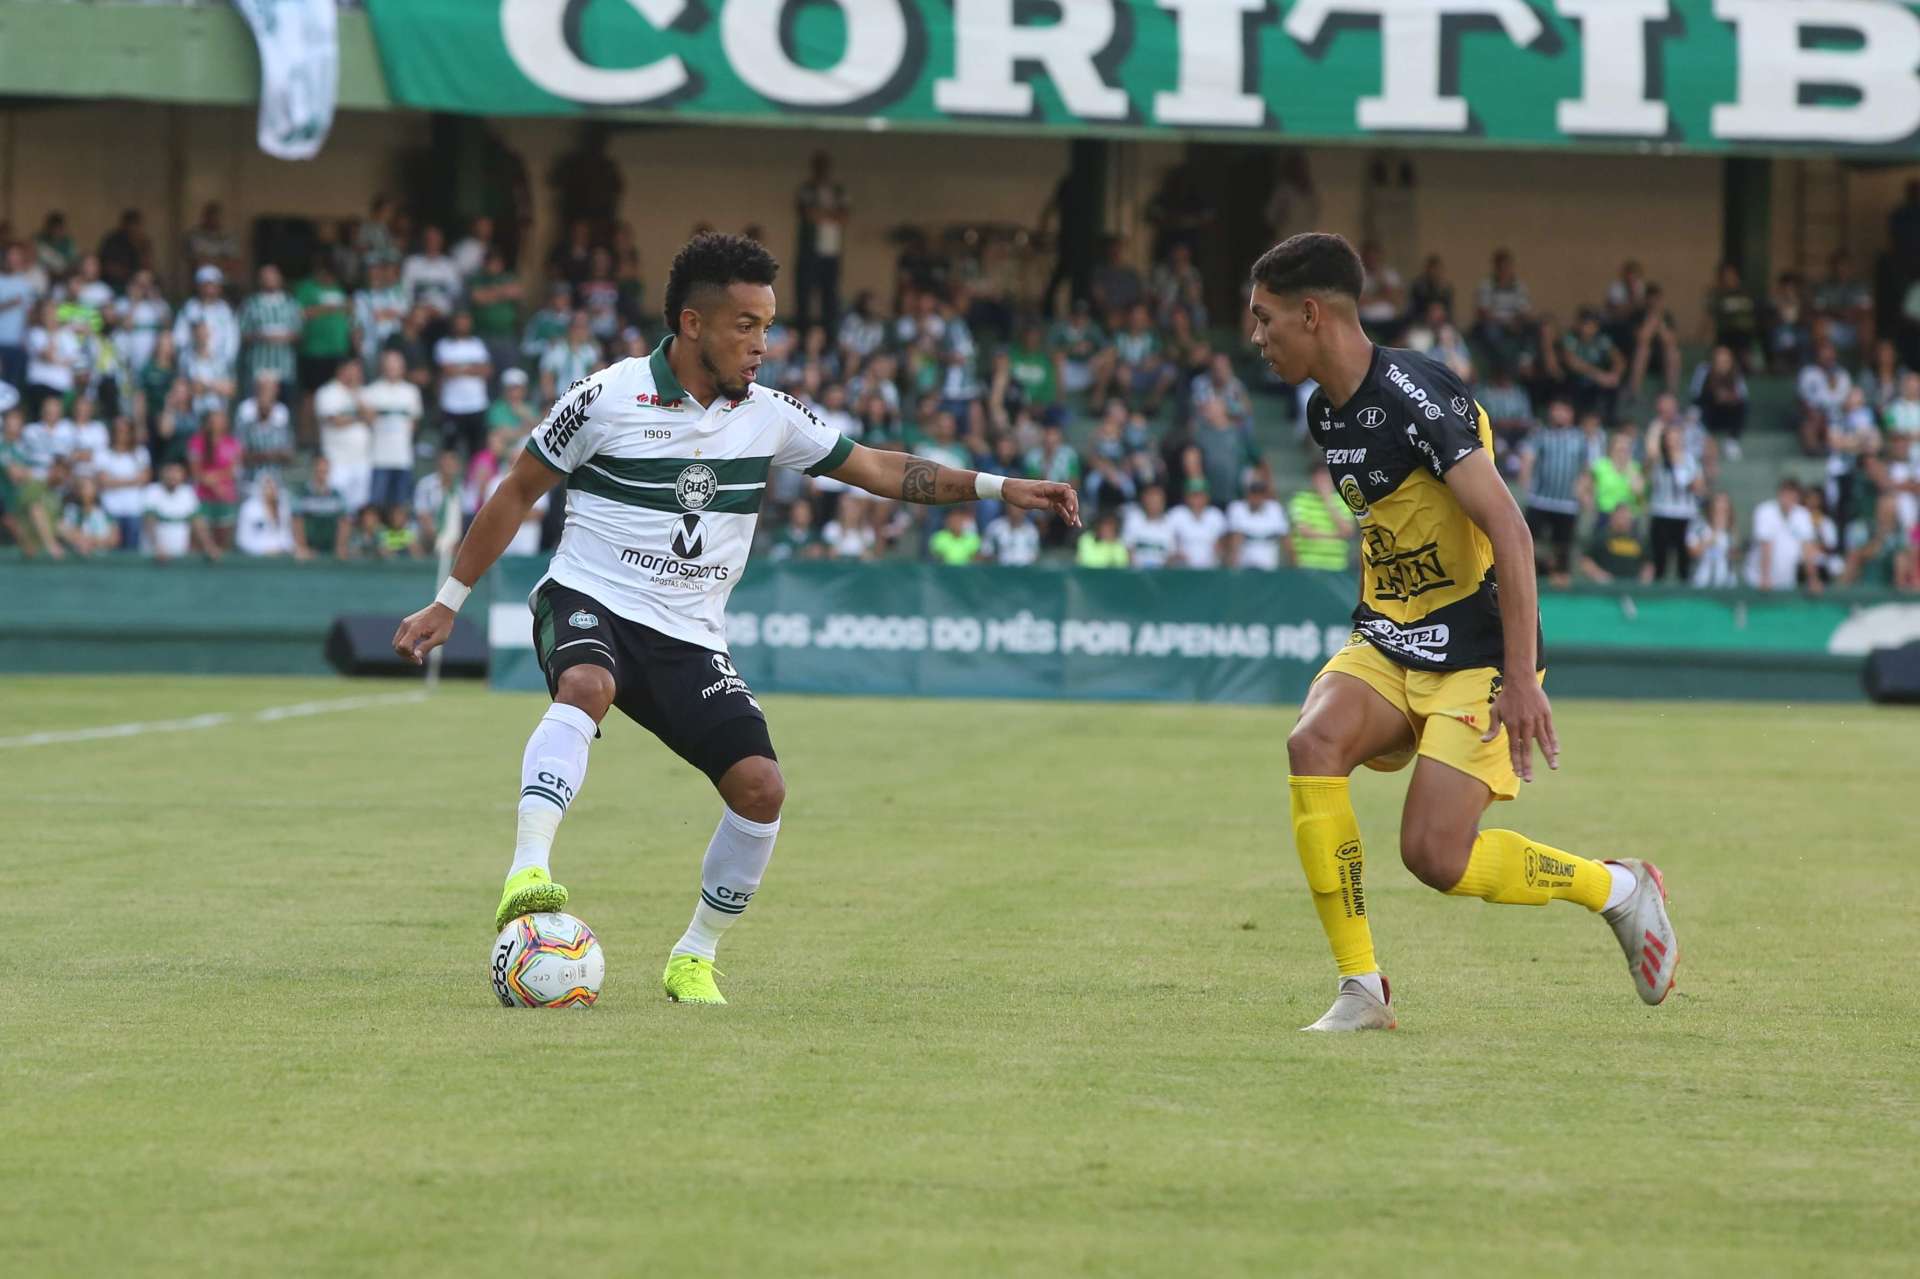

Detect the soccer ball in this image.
[491,912,605,1008]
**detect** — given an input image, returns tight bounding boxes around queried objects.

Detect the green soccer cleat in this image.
[495,867,569,932]
[662,953,727,1005]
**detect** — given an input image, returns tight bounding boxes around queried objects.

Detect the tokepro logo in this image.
[676,463,718,511]
[1384,364,1445,421]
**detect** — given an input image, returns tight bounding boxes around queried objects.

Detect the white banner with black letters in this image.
[234,0,339,161]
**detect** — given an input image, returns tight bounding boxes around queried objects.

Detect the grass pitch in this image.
[3,676,1915,1277]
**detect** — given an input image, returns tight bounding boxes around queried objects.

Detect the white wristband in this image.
[974,472,1006,501]
[434,577,471,614]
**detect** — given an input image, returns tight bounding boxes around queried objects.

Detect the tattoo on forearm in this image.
[901,458,939,504]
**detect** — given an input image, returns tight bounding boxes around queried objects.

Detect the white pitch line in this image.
[0,690,429,750]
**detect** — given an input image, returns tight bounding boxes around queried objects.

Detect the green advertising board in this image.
[489,558,1360,703]
[366,0,1920,154]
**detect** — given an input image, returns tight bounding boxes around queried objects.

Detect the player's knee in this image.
[554,665,614,722]
[724,758,785,823]
[1399,826,1467,892]
[1287,720,1350,776]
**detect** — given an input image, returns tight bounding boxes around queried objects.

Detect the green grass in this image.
[3,676,1916,1277]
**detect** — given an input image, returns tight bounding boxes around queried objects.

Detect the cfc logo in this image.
[676,464,718,511]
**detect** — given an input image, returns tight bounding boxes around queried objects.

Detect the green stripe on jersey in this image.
[586,455,771,485]
[527,437,568,474]
[568,467,766,514]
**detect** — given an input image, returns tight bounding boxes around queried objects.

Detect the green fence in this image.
[3,557,1905,702]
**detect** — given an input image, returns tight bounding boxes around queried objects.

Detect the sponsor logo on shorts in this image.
[568,610,599,629]
[1359,618,1451,664]
[676,463,718,511]
[711,653,738,678]
[1358,406,1387,429]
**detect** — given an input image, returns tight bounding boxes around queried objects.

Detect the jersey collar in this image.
[650,335,689,405]
[1323,343,1383,417]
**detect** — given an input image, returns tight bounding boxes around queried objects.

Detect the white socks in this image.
[1345,972,1387,1003]
[672,806,782,961]
[1602,863,1637,913]
[511,702,596,877]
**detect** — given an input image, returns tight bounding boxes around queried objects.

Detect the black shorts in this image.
[1526,506,1577,571]
[531,582,774,785]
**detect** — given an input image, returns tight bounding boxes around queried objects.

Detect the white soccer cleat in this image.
[1302,975,1397,1032]
[1602,859,1679,1006]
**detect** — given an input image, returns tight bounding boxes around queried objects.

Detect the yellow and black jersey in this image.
[1305,346,1539,673]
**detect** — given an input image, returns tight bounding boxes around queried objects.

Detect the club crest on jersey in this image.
[1338,474,1370,516]
[1357,407,1387,429]
[568,611,599,629]
[676,463,718,511]
[670,513,705,559]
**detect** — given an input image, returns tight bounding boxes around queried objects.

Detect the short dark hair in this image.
[663,232,779,336]
[1249,233,1363,300]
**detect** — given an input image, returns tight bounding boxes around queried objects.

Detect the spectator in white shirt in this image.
[362,348,424,511]
[412,447,466,550]
[236,473,296,557]
[143,460,217,562]
[402,225,463,318]
[1688,491,1740,589]
[63,395,110,479]
[24,298,80,415]
[1226,477,1295,570]
[982,503,1042,566]
[96,415,151,551]
[1746,479,1817,592]
[171,265,239,371]
[451,215,494,281]
[314,358,374,512]
[1797,341,1852,458]
[1121,483,1176,569]
[1166,479,1228,568]
[434,310,492,456]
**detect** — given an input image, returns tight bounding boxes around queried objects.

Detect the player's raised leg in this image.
[1288,671,1417,1032]
[498,664,610,930]
[663,742,785,1006]
[1399,749,1679,1005]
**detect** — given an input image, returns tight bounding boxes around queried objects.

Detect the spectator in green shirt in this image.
[1287,468,1356,571]
[1590,427,1645,516]
[521,282,574,367]
[1075,510,1130,568]
[1006,322,1063,423]
[928,507,981,565]
[488,367,539,439]
[236,264,301,393]
[291,455,349,559]
[769,499,825,561]
[468,248,524,374]
[295,259,354,398]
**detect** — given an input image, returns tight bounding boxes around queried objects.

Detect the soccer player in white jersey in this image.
[393,234,1080,1004]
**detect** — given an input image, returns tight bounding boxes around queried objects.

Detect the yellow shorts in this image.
[1313,634,1537,802]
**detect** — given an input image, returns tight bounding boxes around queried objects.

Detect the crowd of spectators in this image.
[0,172,1354,575]
[1355,239,1920,594]
[3,171,1916,595]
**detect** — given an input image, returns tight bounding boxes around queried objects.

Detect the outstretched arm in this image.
[825,443,1080,527]
[1445,449,1556,782]
[391,450,563,663]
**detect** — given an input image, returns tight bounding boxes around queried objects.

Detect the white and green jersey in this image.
[526,336,853,650]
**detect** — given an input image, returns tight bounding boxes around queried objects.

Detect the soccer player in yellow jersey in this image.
[1248,233,1680,1031]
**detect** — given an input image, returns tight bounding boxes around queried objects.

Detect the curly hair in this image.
[1249,232,1363,300]
[662,232,780,336]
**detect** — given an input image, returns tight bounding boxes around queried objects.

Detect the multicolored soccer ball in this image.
[491,912,605,1008]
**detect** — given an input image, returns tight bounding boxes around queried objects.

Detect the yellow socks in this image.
[1288,775,1377,976]
[1447,829,1611,912]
